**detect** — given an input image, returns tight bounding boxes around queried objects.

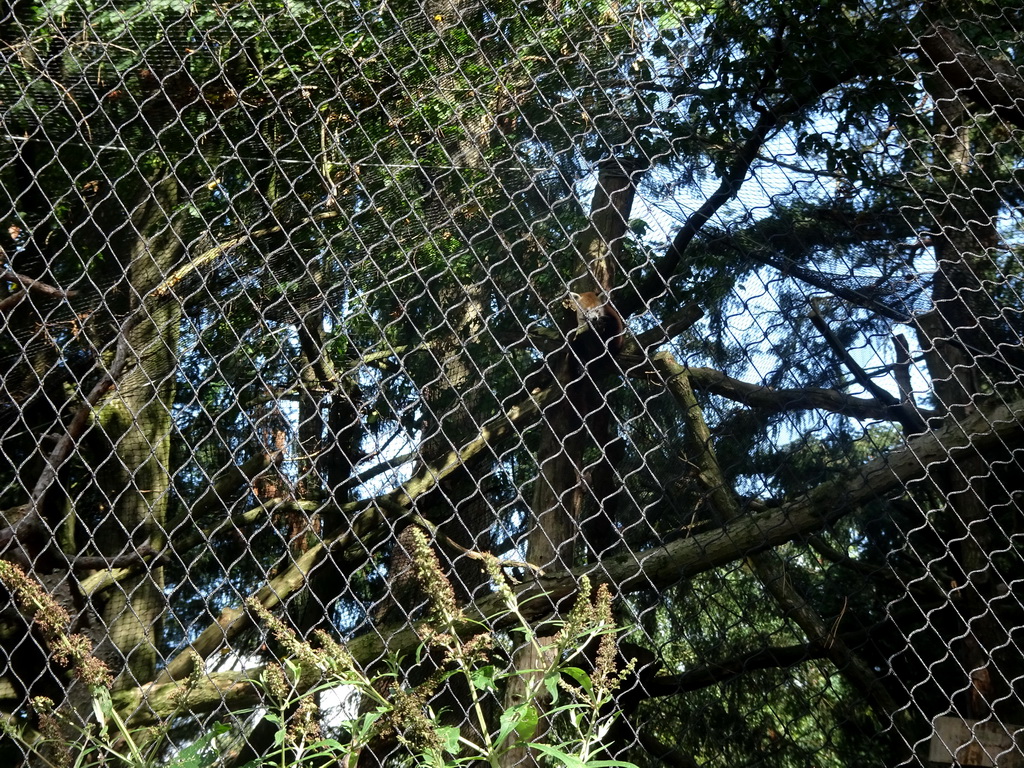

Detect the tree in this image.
[1,0,1023,766]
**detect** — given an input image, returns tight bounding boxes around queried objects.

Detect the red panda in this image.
[563,291,624,362]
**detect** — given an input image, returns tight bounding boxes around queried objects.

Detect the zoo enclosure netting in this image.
[2,1,1024,766]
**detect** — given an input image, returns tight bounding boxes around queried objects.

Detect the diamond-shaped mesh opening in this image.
[2,1,1024,766]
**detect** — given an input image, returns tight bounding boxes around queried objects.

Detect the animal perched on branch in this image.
[563,291,624,364]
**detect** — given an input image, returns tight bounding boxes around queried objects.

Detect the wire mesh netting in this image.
[2,0,1024,765]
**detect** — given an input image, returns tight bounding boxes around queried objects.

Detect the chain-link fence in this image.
[2,0,1023,765]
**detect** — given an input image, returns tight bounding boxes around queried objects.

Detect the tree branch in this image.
[808,298,928,432]
[640,361,940,423]
[649,643,828,695]
[892,333,916,409]
[153,383,557,682]
[0,317,142,564]
[655,355,895,715]
[626,65,872,315]
[164,452,283,534]
[0,270,79,312]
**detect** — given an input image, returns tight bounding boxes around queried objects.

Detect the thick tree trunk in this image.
[904,60,1020,746]
[93,173,184,686]
[502,160,639,768]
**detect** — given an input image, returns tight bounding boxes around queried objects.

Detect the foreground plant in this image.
[2,531,638,768]
[0,561,215,768]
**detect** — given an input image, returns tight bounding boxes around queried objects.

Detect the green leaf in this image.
[470,665,497,691]
[514,706,539,741]
[309,738,348,750]
[528,743,587,768]
[561,667,593,696]
[350,710,383,741]
[544,671,561,703]
[435,725,461,753]
[498,703,539,744]
[303,739,351,761]
[167,723,230,768]
[91,686,112,734]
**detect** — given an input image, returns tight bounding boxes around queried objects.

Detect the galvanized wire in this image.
[2,1,1024,766]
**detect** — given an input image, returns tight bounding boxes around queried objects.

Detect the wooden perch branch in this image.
[164,452,283,533]
[644,360,939,423]
[648,642,829,695]
[149,210,340,301]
